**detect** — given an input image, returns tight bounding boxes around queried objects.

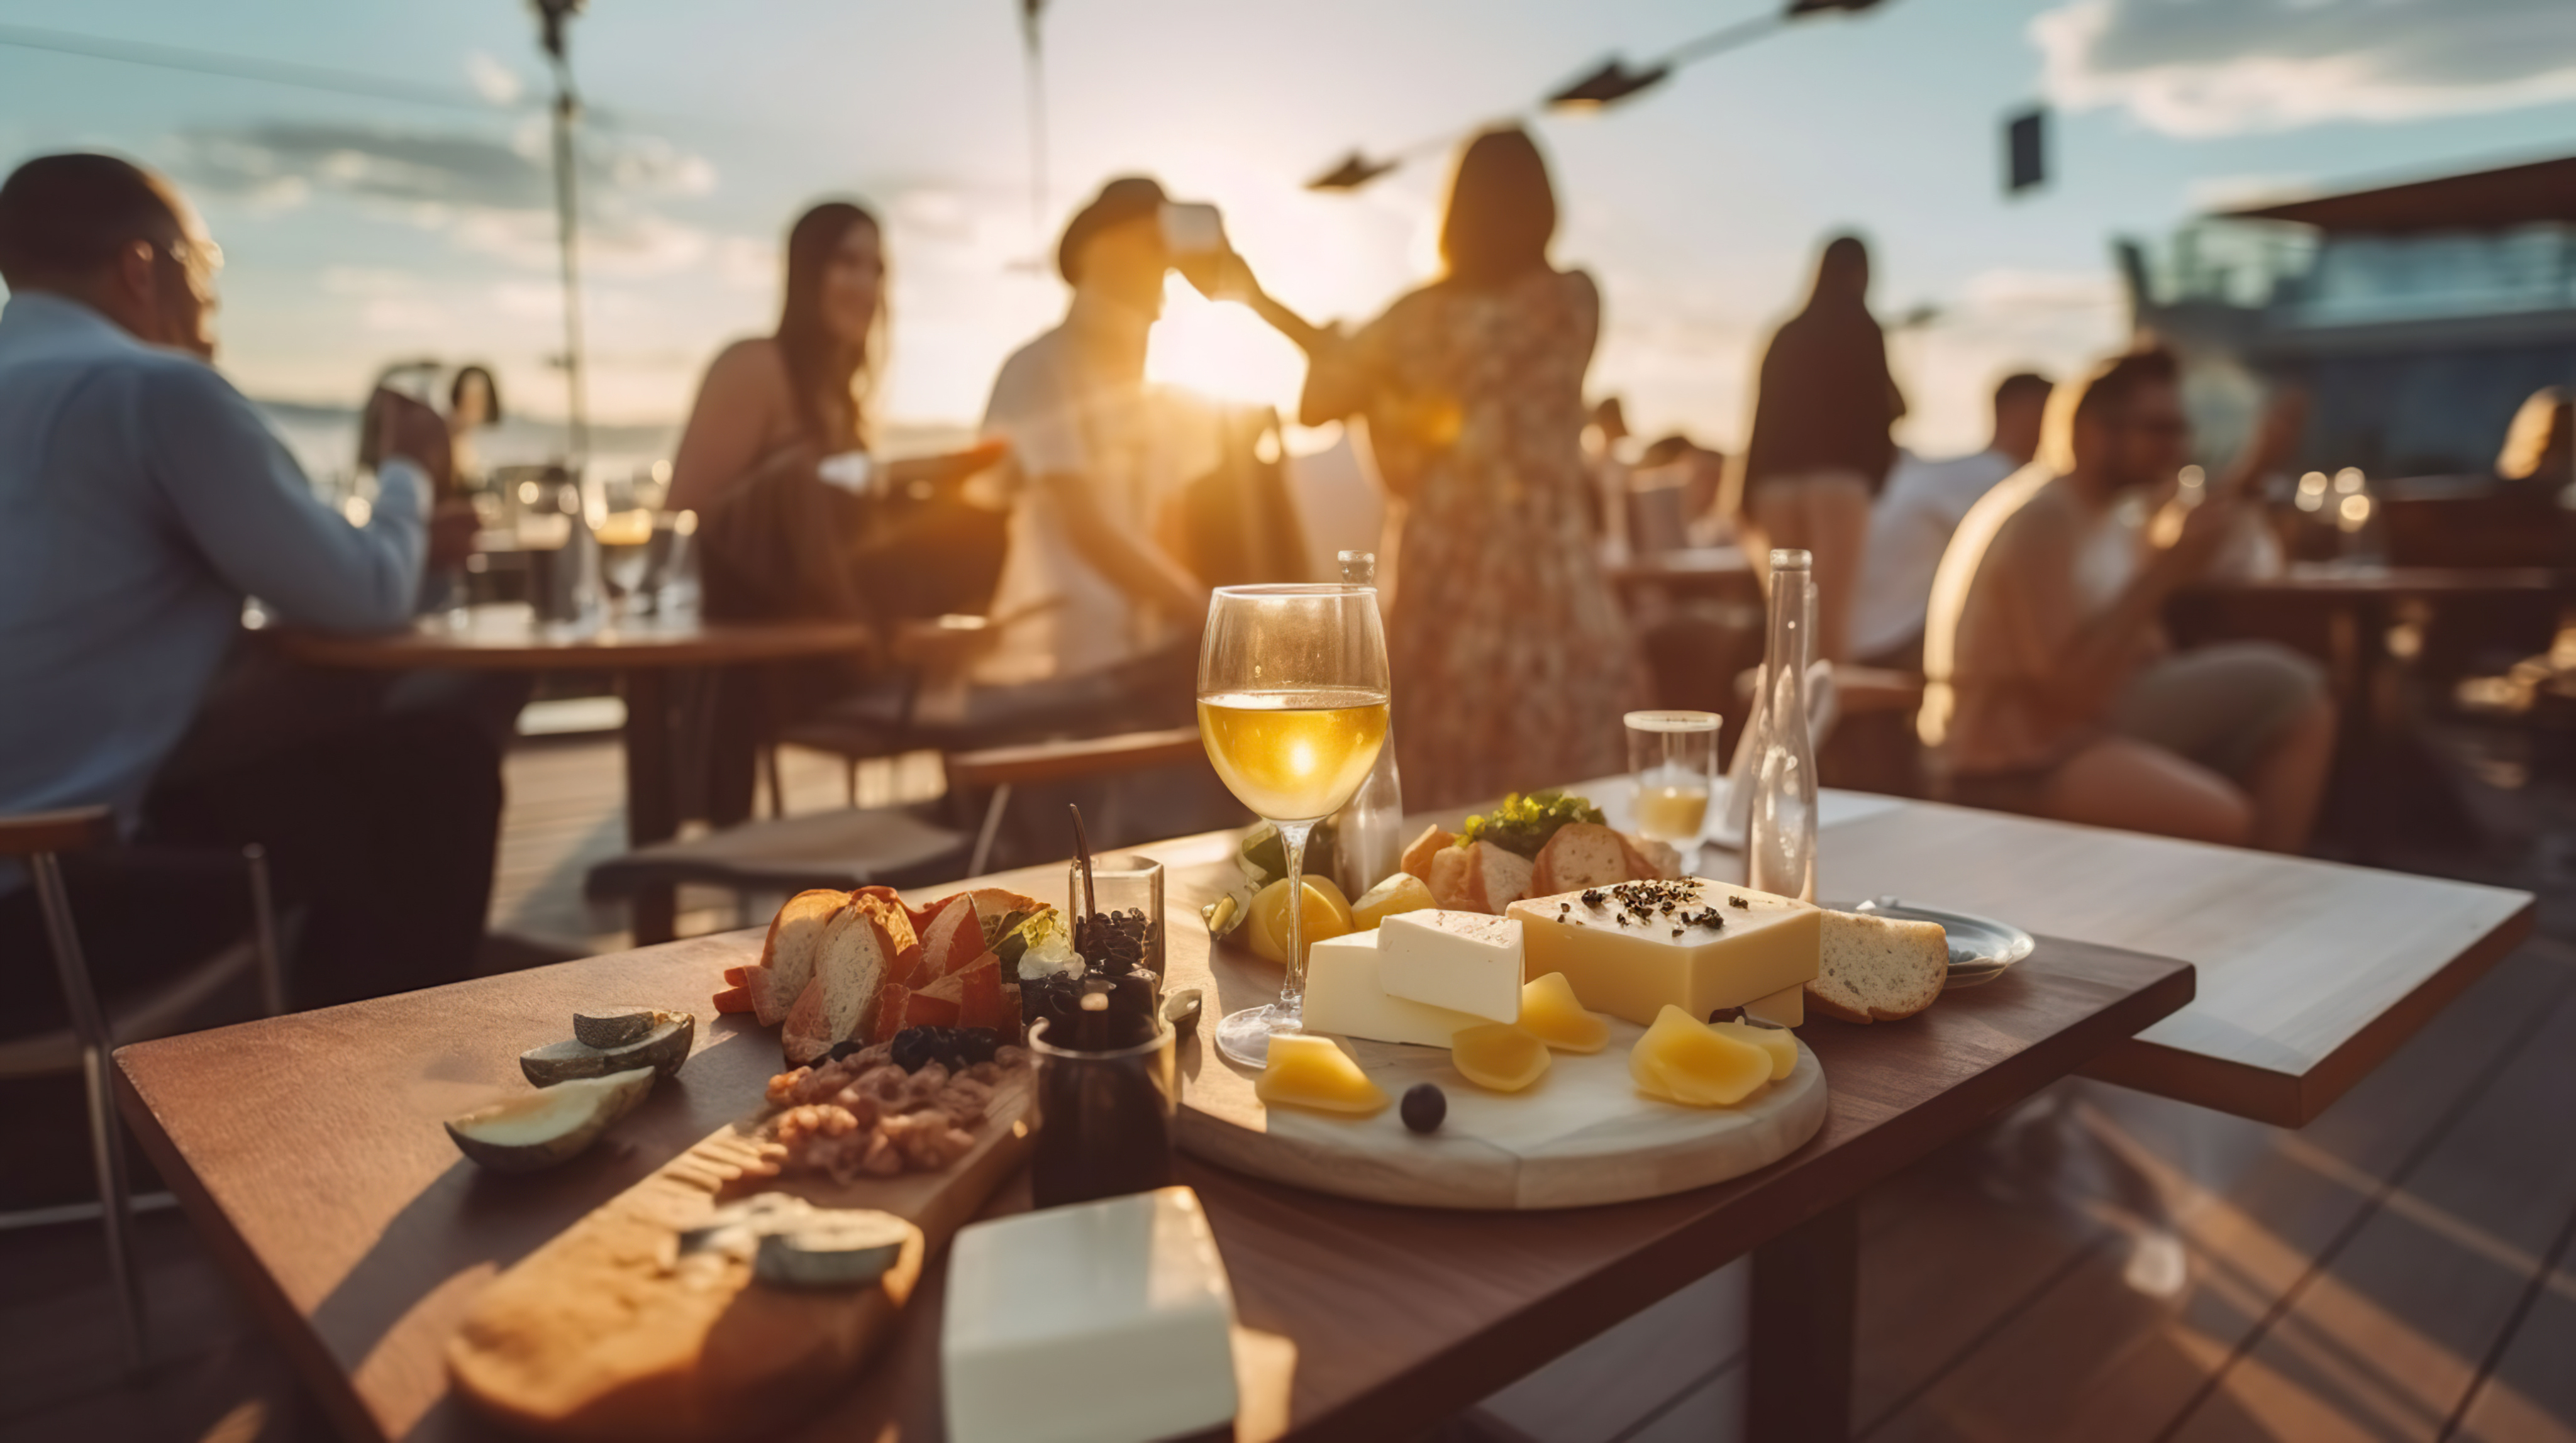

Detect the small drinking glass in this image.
[1627,710,1720,861]
[1027,1017,1179,1209]
[1068,853,1166,980]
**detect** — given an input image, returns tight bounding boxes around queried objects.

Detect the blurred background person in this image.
[665,199,1005,821]
[448,362,501,493]
[0,152,499,1015]
[1739,233,1904,664]
[1205,126,1651,809]
[970,175,1214,721]
[1921,346,2334,852]
[1849,371,2052,673]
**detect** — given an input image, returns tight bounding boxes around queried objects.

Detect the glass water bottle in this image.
[1748,549,1819,902]
[1330,550,1406,898]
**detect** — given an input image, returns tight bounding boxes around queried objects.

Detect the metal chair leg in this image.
[31,851,147,1370]
[246,844,285,1017]
[969,783,1013,879]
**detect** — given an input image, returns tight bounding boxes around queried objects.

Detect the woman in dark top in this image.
[1741,233,1904,663]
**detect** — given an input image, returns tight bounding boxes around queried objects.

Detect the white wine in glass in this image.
[1197,585,1391,1068]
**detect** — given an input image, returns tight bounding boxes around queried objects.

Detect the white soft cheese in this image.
[1302,931,1486,1048]
[1375,910,1526,1023]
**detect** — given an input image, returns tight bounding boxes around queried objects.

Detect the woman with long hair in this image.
[1739,233,1906,663]
[672,201,997,513]
[1201,126,1651,808]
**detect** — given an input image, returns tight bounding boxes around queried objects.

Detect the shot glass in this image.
[1068,853,1166,980]
[1626,710,1721,853]
[1027,1017,1179,1209]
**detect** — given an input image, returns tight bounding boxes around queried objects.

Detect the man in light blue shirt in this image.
[0,153,500,1017]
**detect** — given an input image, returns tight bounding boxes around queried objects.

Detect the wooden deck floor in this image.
[9,736,2575,1443]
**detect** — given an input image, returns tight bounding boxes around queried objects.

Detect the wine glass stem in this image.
[1275,819,1315,1020]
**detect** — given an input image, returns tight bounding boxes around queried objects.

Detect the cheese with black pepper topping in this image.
[1505,880,1819,1027]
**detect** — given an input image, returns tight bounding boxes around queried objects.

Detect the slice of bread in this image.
[1618,832,1684,882]
[1806,911,1948,1024]
[1425,844,1474,910]
[746,890,848,1026]
[781,893,922,1063]
[966,888,1045,944]
[909,893,987,987]
[1461,841,1535,914]
[1531,823,1633,895]
[1401,824,1457,883]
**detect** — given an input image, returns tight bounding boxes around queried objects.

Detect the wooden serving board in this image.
[1165,914,1827,1210]
[446,1071,1032,1442]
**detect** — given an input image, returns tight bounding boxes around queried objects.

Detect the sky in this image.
[4,0,2574,463]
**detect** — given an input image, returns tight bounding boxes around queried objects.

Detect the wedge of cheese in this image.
[1506,880,1819,1029]
[1304,931,1485,1048]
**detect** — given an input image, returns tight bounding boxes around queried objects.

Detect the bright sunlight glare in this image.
[1146,274,1310,409]
[1289,740,1318,777]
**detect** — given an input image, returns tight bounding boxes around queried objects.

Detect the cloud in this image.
[171,117,722,277]
[465,52,526,108]
[2035,0,2576,136]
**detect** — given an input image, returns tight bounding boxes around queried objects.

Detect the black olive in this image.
[1401,1083,1447,1134]
[826,1039,862,1063]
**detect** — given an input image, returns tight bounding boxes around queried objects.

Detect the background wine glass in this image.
[1626,709,1719,871]
[1197,584,1391,1068]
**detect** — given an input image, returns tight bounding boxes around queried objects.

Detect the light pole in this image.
[536,0,589,470]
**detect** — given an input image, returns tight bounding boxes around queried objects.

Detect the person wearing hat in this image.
[972,175,1216,697]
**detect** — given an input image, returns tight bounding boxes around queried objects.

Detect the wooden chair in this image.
[587,727,1209,915]
[0,807,284,1369]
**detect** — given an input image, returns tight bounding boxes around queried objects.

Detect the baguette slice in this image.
[1424,845,1475,910]
[1531,823,1635,895]
[781,893,921,1063]
[1400,824,1457,883]
[745,890,848,1026]
[1460,841,1535,915]
[1806,911,1948,1024]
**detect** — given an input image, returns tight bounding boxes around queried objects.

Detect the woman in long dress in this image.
[1204,126,1650,809]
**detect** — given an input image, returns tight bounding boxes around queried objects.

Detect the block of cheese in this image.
[1743,981,1804,1029]
[1377,910,1525,1022]
[1506,879,1819,1027]
[1255,1034,1387,1115]
[1630,1005,1772,1107]
[1351,871,1437,930]
[1303,931,1486,1048]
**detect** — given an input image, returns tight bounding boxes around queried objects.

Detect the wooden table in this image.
[1813,795,2533,1125]
[2170,562,2573,859]
[116,838,2193,1443]
[277,604,874,943]
[1604,544,1760,605]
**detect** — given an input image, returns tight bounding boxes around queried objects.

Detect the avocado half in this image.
[444,1067,656,1173]
[519,1011,696,1086]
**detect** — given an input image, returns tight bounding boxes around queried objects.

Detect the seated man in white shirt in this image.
[972,175,1215,717]
[1848,372,2051,672]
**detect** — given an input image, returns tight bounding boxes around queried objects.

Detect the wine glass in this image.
[1626,710,1719,871]
[1197,584,1391,1069]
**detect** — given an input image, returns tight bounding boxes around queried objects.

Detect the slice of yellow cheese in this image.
[1351,871,1438,930]
[1507,880,1819,1027]
[1629,1005,1772,1107]
[1255,1034,1387,1115]
[1518,972,1610,1054]
[1247,879,1353,966]
[1451,1023,1552,1093]
[1710,1020,1797,1081]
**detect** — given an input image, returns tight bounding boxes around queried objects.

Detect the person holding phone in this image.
[1919,347,2334,851]
[970,175,1218,704]
[1176,126,1651,810]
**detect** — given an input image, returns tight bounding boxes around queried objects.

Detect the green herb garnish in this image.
[1455,790,1605,860]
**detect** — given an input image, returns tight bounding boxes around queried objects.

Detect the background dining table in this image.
[277,602,875,944]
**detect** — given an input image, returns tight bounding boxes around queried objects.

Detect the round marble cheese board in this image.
[1174,1019,1824,1210]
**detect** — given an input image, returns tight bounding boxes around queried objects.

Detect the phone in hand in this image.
[1157,201,1225,258]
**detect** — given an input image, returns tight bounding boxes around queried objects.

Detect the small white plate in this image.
[1829,897,2035,990]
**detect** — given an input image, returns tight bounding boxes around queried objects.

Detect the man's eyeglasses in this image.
[160,236,225,290]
